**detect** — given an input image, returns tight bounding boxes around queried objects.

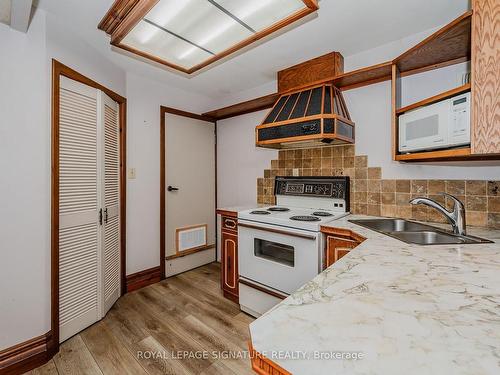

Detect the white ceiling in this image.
[0,0,11,25]
[37,0,469,102]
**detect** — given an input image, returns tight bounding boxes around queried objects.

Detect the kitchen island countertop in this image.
[250,215,500,375]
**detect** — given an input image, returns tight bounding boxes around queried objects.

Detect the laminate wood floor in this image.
[26,263,255,375]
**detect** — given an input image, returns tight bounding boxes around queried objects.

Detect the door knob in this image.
[167,186,179,192]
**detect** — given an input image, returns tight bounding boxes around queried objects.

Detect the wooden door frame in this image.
[160,106,216,279]
[50,60,127,355]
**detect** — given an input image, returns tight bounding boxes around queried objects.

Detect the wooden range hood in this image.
[256,52,355,149]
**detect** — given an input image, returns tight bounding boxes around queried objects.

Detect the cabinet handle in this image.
[224,218,236,229]
[99,208,103,226]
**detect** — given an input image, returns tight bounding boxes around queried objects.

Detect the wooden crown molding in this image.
[202,93,279,121]
[302,0,319,10]
[98,0,142,35]
[161,106,215,123]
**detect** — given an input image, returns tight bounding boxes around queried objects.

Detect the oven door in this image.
[238,220,321,295]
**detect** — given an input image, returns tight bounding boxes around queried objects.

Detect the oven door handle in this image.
[238,223,317,240]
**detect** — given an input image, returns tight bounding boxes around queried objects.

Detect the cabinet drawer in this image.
[222,216,238,231]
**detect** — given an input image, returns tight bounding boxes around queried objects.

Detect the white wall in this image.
[126,72,213,275]
[217,110,278,208]
[45,13,126,97]
[0,11,50,350]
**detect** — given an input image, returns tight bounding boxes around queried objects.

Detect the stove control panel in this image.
[275,177,349,200]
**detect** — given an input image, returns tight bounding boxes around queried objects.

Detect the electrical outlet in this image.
[292,168,299,176]
[128,168,136,179]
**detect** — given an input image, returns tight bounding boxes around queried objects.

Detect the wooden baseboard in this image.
[126,266,162,292]
[0,333,52,375]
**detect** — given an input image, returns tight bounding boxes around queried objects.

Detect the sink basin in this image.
[349,218,493,245]
[390,231,466,245]
[349,218,433,232]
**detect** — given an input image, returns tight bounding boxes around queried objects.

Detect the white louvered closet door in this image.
[58,78,121,343]
[100,92,121,314]
[59,77,100,343]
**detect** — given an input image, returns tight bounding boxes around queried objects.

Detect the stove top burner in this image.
[267,207,290,212]
[250,210,271,215]
[290,215,321,222]
[313,211,333,217]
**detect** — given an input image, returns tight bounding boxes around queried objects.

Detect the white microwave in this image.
[399,92,470,153]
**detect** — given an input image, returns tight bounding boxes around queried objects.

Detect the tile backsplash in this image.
[257,145,500,229]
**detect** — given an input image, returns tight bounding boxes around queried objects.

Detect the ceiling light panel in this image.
[122,20,213,69]
[216,0,305,31]
[148,0,252,55]
[107,0,316,72]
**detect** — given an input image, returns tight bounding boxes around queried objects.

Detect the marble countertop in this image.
[250,215,500,375]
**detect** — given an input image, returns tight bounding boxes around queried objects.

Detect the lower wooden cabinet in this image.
[249,341,291,375]
[219,214,239,303]
[221,230,238,302]
[322,227,366,269]
[326,236,360,267]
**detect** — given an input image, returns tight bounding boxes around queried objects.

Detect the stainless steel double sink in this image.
[348,218,492,245]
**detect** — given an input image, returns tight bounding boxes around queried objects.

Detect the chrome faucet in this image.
[409,192,466,235]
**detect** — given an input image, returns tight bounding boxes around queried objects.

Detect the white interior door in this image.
[59,77,100,342]
[100,91,120,314]
[165,113,216,276]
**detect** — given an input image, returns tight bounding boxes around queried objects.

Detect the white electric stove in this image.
[237,176,350,317]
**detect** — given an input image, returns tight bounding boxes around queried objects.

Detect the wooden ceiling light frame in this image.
[98,0,319,74]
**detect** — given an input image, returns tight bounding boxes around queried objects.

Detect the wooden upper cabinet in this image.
[390,3,500,162]
[471,0,500,155]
